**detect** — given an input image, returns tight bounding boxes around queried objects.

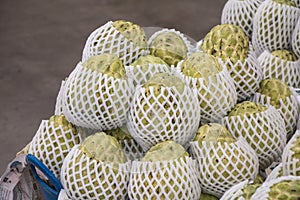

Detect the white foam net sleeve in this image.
[292,0,300,7]
[250,176,300,200]
[28,120,82,179]
[147,28,195,55]
[125,63,171,87]
[221,0,264,38]
[58,189,72,200]
[221,106,287,170]
[82,21,148,65]
[62,62,134,130]
[252,0,300,56]
[298,114,300,130]
[121,139,144,161]
[265,163,283,182]
[292,18,300,58]
[75,126,99,140]
[220,180,250,200]
[220,52,262,102]
[128,157,201,200]
[175,62,237,124]
[252,92,299,139]
[282,130,300,176]
[60,145,131,200]
[55,80,66,115]
[258,50,300,88]
[127,85,201,152]
[189,139,259,198]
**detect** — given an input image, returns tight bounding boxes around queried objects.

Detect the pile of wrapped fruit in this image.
[23,0,300,199]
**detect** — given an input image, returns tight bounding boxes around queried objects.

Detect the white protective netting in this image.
[125,63,171,87]
[62,62,134,130]
[292,0,300,7]
[189,139,259,198]
[60,145,131,200]
[282,130,300,176]
[252,92,299,139]
[128,157,201,200]
[252,0,300,56]
[147,28,195,56]
[265,163,283,182]
[292,18,300,58]
[221,0,264,38]
[219,180,250,200]
[298,114,300,129]
[175,62,237,124]
[82,21,148,65]
[28,120,82,179]
[219,52,262,102]
[55,79,66,115]
[258,50,300,88]
[222,106,287,170]
[121,139,144,161]
[250,176,300,200]
[58,189,72,200]
[127,84,200,152]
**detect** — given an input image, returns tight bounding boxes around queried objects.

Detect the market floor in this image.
[0,0,227,174]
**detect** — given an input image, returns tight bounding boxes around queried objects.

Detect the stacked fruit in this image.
[23,0,300,198]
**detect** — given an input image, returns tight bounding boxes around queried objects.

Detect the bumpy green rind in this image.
[194,123,236,144]
[241,183,262,200]
[143,72,185,95]
[80,132,127,164]
[149,31,188,66]
[258,78,292,109]
[130,55,168,67]
[273,0,297,7]
[199,193,219,200]
[290,136,300,175]
[112,20,147,49]
[141,140,189,162]
[82,53,126,79]
[201,24,249,64]
[181,52,222,79]
[271,49,298,62]
[105,126,132,141]
[268,180,300,199]
[49,114,77,134]
[228,101,267,117]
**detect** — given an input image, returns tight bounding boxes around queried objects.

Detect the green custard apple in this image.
[192,123,259,197]
[199,193,219,200]
[179,51,237,123]
[61,132,128,199]
[129,54,169,86]
[149,30,189,66]
[282,131,300,176]
[129,140,200,200]
[224,101,286,169]
[273,0,297,6]
[28,115,81,178]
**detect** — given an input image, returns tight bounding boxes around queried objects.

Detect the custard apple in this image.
[178,51,237,124]
[82,20,147,65]
[60,132,129,199]
[127,72,200,151]
[223,101,287,169]
[292,18,300,58]
[148,29,190,66]
[28,115,81,178]
[129,140,201,200]
[191,123,259,197]
[62,53,133,130]
[282,131,300,176]
[199,193,219,200]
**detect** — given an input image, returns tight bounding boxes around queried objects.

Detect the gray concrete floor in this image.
[0,0,227,174]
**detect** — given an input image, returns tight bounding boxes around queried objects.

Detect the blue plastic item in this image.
[26,154,63,200]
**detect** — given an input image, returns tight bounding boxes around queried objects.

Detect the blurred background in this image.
[0,0,227,174]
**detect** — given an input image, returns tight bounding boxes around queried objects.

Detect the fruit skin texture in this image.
[194,123,236,144]
[112,20,147,50]
[228,101,267,117]
[273,0,297,6]
[271,49,298,62]
[181,52,222,80]
[258,78,292,109]
[267,180,300,199]
[201,24,249,64]
[130,54,168,67]
[199,193,219,200]
[149,31,188,66]
[79,132,127,164]
[82,53,126,79]
[240,183,261,200]
[141,140,189,162]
